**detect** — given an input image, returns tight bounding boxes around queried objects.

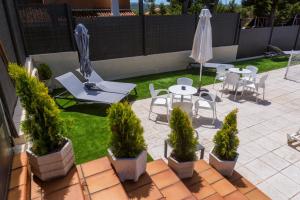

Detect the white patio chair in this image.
[149,83,171,121]
[242,74,268,102]
[241,65,258,82]
[173,77,193,102]
[221,73,242,100]
[213,65,227,88]
[195,91,217,124]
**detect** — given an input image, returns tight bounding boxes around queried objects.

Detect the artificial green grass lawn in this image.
[56,56,288,164]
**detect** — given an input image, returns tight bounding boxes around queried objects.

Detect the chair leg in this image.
[221,84,225,97]
[212,109,215,124]
[213,78,216,88]
[166,107,170,123]
[256,92,259,103]
[149,105,153,119]
[234,87,238,101]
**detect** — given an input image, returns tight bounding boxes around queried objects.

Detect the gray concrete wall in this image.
[30,45,238,87]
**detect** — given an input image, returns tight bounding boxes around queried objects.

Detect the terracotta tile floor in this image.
[8,152,29,200]
[78,158,270,200]
[8,152,270,200]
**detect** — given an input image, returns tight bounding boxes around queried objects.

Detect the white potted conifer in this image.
[209,109,239,177]
[168,107,197,179]
[107,102,147,182]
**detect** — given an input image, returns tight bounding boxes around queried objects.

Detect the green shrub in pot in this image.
[9,63,74,181]
[37,63,52,81]
[107,102,147,181]
[209,109,239,176]
[168,107,197,178]
[213,109,239,161]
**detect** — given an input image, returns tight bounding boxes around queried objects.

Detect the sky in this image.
[130,0,242,4]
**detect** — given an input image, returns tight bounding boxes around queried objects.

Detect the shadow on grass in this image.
[62,103,109,117]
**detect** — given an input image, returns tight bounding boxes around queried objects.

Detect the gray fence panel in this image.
[145,15,195,54]
[17,4,74,54]
[270,26,299,51]
[237,27,272,58]
[75,16,143,60]
[211,13,239,47]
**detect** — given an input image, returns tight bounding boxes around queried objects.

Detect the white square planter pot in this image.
[107,149,147,182]
[168,156,194,179]
[26,139,75,181]
[209,149,238,177]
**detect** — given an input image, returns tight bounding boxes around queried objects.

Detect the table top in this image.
[229,68,252,74]
[204,63,234,69]
[168,85,197,96]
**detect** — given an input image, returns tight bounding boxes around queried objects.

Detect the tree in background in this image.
[167,0,182,15]
[189,0,221,14]
[146,0,157,15]
[159,3,167,15]
[242,0,300,26]
[215,0,239,13]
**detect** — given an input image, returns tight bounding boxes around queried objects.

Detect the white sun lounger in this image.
[55,72,126,105]
[77,69,137,95]
[287,129,300,143]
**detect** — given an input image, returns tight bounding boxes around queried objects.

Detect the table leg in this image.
[164,140,168,158]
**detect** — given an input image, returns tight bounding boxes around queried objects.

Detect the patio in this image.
[132,66,300,199]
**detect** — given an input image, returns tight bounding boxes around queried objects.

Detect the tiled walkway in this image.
[9,144,270,199]
[77,157,270,200]
[132,66,300,199]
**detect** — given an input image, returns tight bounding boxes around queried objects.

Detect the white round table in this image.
[229,68,251,75]
[168,85,197,102]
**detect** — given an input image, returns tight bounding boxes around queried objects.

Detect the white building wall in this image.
[30,45,238,87]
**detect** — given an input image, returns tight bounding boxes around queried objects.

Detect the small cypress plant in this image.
[8,63,66,156]
[37,63,52,80]
[213,109,239,161]
[108,102,146,158]
[169,107,197,162]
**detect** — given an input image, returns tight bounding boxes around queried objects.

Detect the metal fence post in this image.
[65,4,76,51]
[143,15,146,55]
[234,13,241,45]
[268,22,275,46]
[293,25,300,50]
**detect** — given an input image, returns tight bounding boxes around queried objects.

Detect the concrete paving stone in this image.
[265,173,300,198]
[266,132,289,146]
[273,146,300,163]
[258,152,291,171]
[291,192,300,200]
[236,166,263,185]
[238,129,263,142]
[244,159,277,180]
[257,181,289,200]
[281,165,300,185]
[240,142,268,158]
[294,160,300,169]
[236,148,256,166]
[255,136,282,151]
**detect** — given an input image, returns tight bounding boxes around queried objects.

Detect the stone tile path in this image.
[132,66,300,199]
